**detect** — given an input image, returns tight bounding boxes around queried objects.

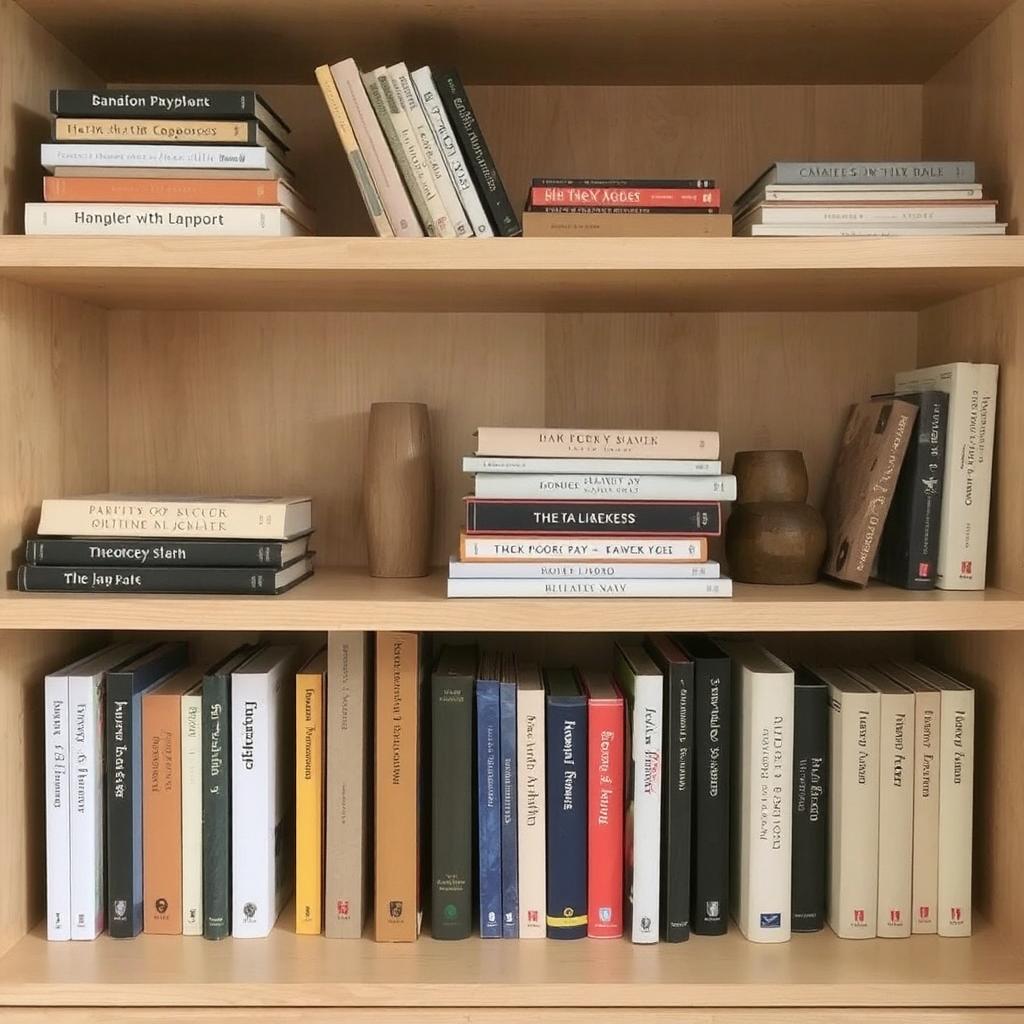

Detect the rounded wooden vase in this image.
[364,402,434,578]
[726,450,827,585]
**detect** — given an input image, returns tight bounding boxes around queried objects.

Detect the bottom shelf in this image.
[1,918,1022,1008]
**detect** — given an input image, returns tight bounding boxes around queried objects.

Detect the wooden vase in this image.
[364,402,434,578]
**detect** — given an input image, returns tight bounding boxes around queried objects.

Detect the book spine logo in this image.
[759,912,782,928]
[706,900,720,920]
[950,906,963,922]
[918,904,930,920]
[336,899,350,919]
[389,900,403,920]
[889,908,901,924]
[960,560,973,577]
[243,901,257,922]
[527,910,539,924]
[853,908,865,924]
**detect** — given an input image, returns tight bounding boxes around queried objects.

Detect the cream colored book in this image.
[180,691,204,936]
[475,427,720,460]
[516,661,546,938]
[295,648,326,935]
[815,666,880,939]
[849,667,913,938]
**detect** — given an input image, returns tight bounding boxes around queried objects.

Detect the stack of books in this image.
[26,88,313,236]
[449,426,734,597]
[17,495,314,594]
[523,178,731,237]
[317,59,520,238]
[732,160,1006,237]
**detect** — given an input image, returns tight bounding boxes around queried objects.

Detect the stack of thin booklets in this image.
[26,88,313,236]
[18,495,313,594]
[523,178,731,237]
[733,160,1006,236]
[450,427,734,597]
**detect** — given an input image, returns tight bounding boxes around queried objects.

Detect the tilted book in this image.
[473,474,736,501]
[180,688,204,936]
[498,656,519,938]
[464,499,721,536]
[459,533,708,563]
[476,654,502,939]
[516,662,546,938]
[295,649,327,935]
[448,558,720,580]
[475,427,719,460]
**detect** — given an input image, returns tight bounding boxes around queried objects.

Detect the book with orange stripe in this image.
[295,649,327,934]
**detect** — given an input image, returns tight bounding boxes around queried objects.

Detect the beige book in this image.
[523,211,732,238]
[180,691,203,936]
[324,632,370,938]
[54,118,284,154]
[52,166,281,179]
[516,661,546,938]
[475,427,720,460]
[814,666,880,939]
[850,667,914,937]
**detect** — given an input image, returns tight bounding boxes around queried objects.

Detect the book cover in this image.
[823,398,918,585]
[463,457,722,476]
[530,185,720,208]
[475,427,719,460]
[894,362,998,590]
[473,474,736,501]
[430,644,477,940]
[448,558,721,580]
[374,632,423,942]
[581,671,624,939]
[614,643,663,944]
[675,635,731,936]
[295,648,327,935]
[516,662,546,938]
[106,642,189,937]
[646,636,693,942]
[544,668,588,938]
[522,211,733,238]
[499,656,519,938]
[447,577,732,598]
[324,632,371,939]
[181,689,203,936]
[202,645,259,940]
[791,668,829,933]
[458,533,708,563]
[476,653,502,939]
[719,642,794,943]
[876,390,949,589]
[232,645,298,938]
[464,499,721,537]
[40,143,291,179]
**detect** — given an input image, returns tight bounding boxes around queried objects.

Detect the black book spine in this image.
[435,71,522,237]
[24,537,293,568]
[529,206,719,215]
[877,391,949,589]
[533,178,715,188]
[545,694,588,939]
[465,500,721,536]
[51,88,262,120]
[202,673,231,939]
[17,564,302,594]
[791,673,829,932]
[662,658,694,942]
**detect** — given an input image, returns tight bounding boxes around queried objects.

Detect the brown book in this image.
[374,632,423,942]
[823,398,919,586]
[142,666,203,934]
[522,211,732,238]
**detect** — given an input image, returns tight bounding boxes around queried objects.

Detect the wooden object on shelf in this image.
[726,450,827,585]
[364,402,433,578]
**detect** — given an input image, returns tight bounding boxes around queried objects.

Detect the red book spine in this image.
[587,695,625,938]
[530,186,720,208]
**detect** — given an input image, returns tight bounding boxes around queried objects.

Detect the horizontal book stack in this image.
[733,161,1005,237]
[26,89,313,236]
[523,178,732,238]
[18,495,314,594]
[450,427,734,598]
[317,59,519,238]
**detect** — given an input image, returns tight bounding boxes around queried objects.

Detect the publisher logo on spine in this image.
[705,900,720,920]
[759,912,781,929]
[389,900,403,920]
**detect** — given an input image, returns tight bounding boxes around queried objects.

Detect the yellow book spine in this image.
[295,669,324,933]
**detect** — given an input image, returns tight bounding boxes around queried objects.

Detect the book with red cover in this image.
[581,670,625,939]
[530,186,720,209]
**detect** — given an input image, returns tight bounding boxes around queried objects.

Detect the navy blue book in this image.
[476,654,502,938]
[106,641,188,937]
[499,658,519,938]
[544,667,588,939]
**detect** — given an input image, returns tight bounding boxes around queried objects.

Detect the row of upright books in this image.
[44,632,974,943]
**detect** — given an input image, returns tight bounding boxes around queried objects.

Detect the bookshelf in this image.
[1,0,1023,1019]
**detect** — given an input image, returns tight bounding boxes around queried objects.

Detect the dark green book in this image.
[201,644,259,940]
[430,643,478,939]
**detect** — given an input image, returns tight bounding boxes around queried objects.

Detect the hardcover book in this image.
[516,662,547,938]
[446,578,732,598]
[448,557,721,580]
[458,533,708,563]
[530,185,720,208]
[522,211,733,238]
[476,653,502,939]
[475,427,719,460]
[53,117,285,151]
[40,143,291,180]
[181,687,204,936]
[45,656,74,941]
[498,656,520,938]
[472,474,736,501]
[295,648,327,935]
[463,457,722,476]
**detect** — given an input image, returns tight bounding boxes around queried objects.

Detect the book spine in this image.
[45,674,72,940]
[662,662,693,942]
[545,697,588,938]
[40,143,277,170]
[528,205,719,214]
[325,632,368,939]
[181,694,203,936]
[791,686,828,932]
[143,694,183,934]
[911,689,941,933]
[459,534,708,563]
[447,578,732,598]
[412,66,494,237]
[202,674,231,939]
[691,656,730,935]
[475,427,720,460]
[473,474,737,501]
[522,211,733,238]
[295,672,324,934]
[530,186,720,208]
[516,684,546,938]
[50,88,267,120]
[772,160,975,185]
[464,499,721,537]
[499,678,519,938]
[44,175,285,208]
[937,687,974,936]
[24,203,300,238]
[17,564,300,593]
[476,679,502,938]
[876,693,914,937]
[105,677,140,937]
[764,185,983,201]
[449,559,721,580]
[745,204,996,225]
[68,677,103,939]
[533,177,715,188]
[25,537,292,568]
[463,457,723,475]
[430,671,474,940]
[587,698,624,938]
[54,118,262,144]
[436,70,522,237]
[629,677,662,944]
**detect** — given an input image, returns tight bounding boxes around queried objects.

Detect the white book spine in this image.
[24,203,302,237]
[447,578,732,598]
[41,143,278,171]
[463,457,722,475]
[474,474,737,501]
[827,686,880,938]
[912,688,941,933]
[875,692,914,937]
[390,63,472,237]
[746,204,997,225]
[460,535,707,563]
[45,673,71,941]
[448,557,721,580]
[763,185,983,201]
[516,679,546,938]
[411,66,494,238]
[937,686,974,936]
[68,674,104,939]
[181,694,203,936]
[743,223,1005,237]
[629,675,662,943]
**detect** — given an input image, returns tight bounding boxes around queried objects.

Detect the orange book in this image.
[142,667,202,935]
[295,648,327,934]
[374,632,423,942]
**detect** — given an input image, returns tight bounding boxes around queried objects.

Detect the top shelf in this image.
[14,0,1013,85]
